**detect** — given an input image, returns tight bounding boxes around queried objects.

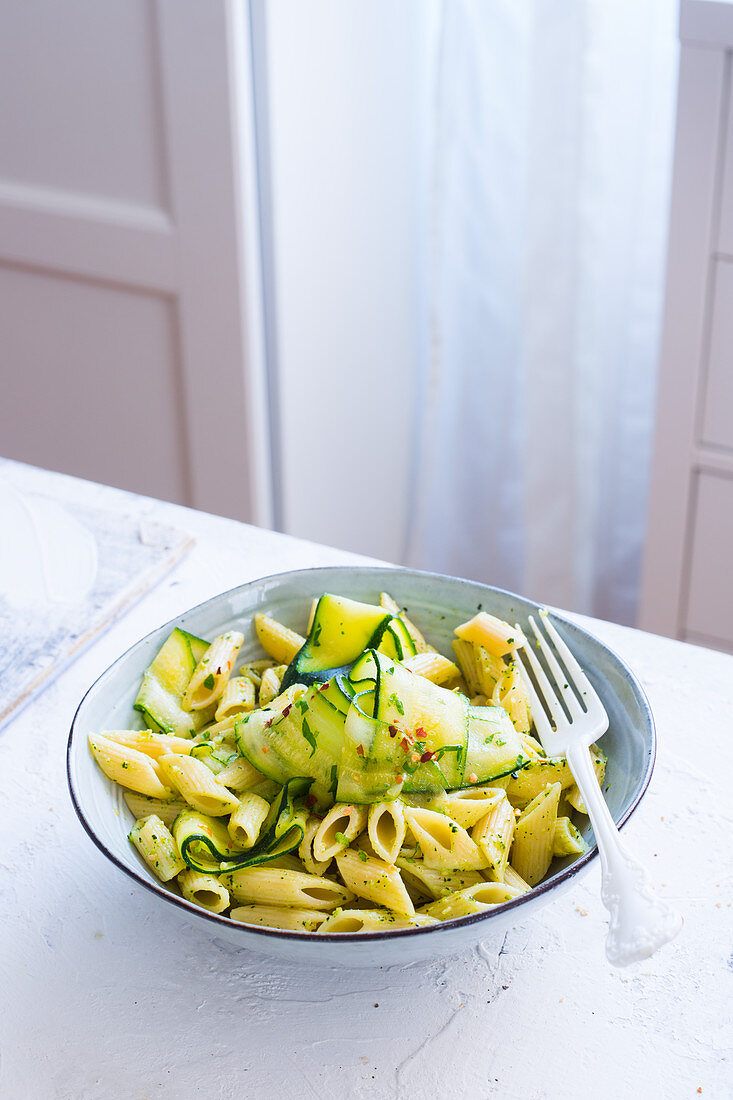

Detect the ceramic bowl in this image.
[67,566,655,967]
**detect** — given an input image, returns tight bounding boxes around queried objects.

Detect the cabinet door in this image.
[0,0,272,526]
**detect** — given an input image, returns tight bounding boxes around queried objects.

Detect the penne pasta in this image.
[435,787,505,830]
[299,815,332,877]
[379,592,434,654]
[215,675,256,721]
[335,849,415,916]
[178,868,230,914]
[100,729,193,758]
[158,753,240,817]
[222,867,353,910]
[227,791,270,849]
[396,857,484,901]
[403,807,487,872]
[129,815,185,882]
[400,652,461,686]
[254,614,305,664]
[472,793,515,882]
[89,734,175,799]
[553,816,588,857]
[317,908,435,933]
[421,881,524,920]
[313,804,368,862]
[511,782,562,886]
[123,791,188,828]
[215,755,269,792]
[454,612,520,658]
[367,801,406,864]
[258,665,287,706]
[183,631,244,711]
[230,905,327,931]
[451,638,481,696]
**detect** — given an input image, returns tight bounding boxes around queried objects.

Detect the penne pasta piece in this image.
[502,757,574,808]
[216,755,269,792]
[511,782,562,886]
[396,856,484,901]
[123,791,188,828]
[451,639,481,696]
[421,881,524,920]
[254,613,305,664]
[435,787,505,830]
[403,807,487,871]
[553,816,588,857]
[222,867,353,910]
[129,814,185,881]
[88,734,175,799]
[501,865,532,894]
[335,849,415,916]
[492,660,532,735]
[230,905,327,931]
[215,676,256,722]
[471,793,515,881]
[265,854,307,873]
[367,801,406,864]
[379,593,434,654]
[520,733,546,761]
[227,791,270,849]
[299,815,332,877]
[400,652,461,686]
[101,729,193,758]
[258,665,287,706]
[178,868,230,914]
[158,753,240,816]
[183,631,244,711]
[454,612,520,658]
[317,908,435,933]
[235,661,274,690]
[473,644,506,697]
[313,804,368,862]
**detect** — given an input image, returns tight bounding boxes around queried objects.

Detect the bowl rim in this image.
[67,565,656,945]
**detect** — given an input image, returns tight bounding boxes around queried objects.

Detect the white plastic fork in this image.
[515,608,682,967]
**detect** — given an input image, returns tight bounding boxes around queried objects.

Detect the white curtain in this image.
[405,0,679,625]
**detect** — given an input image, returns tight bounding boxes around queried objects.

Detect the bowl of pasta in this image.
[67,566,655,967]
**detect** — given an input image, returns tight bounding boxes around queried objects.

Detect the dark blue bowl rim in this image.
[67,565,656,946]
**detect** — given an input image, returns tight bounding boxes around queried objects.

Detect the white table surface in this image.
[1,462,730,1100]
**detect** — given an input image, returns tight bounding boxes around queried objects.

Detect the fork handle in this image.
[566,744,682,967]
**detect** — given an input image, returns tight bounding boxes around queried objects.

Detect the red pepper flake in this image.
[318,680,331,692]
[468,771,478,784]
[420,750,434,763]
[265,718,273,728]
[261,747,268,754]
[400,737,410,753]
[356,745,365,757]
[395,771,404,781]
[281,704,292,718]
[388,725,398,738]
[216,667,222,675]
[305,794,317,810]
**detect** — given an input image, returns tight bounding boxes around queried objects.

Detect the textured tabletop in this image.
[1,463,730,1100]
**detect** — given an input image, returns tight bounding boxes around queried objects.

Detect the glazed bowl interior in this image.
[68,566,655,967]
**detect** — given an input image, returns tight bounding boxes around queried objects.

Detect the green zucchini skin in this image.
[238,647,528,808]
[133,628,215,737]
[173,777,312,873]
[279,593,419,691]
